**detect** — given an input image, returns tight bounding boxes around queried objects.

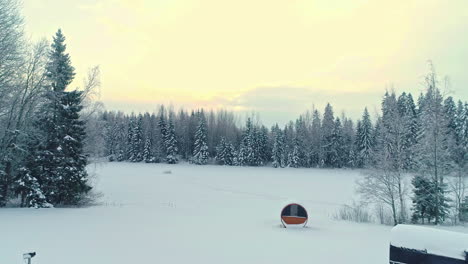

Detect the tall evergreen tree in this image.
[271,126,285,168]
[143,137,154,163]
[165,114,178,164]
[238,118,257,166]
[15,141,51,208]
[130,115,143,162]
[398,93,419,170]
[294,117,308,167]
[460,196,468,222]
[126,117,135,160]
[192,112,209,165]
[329,117,345,168]
[321,103,335,167]
[158,108,168,158]
[215,137,235,165]
[356,108,373,167]
[31,29,91,206]
[342,117,355,167]
[411,175,432,224]
[288,144,300,168]
[309,110,322,167]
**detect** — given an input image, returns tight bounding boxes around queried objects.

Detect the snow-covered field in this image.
[0,163,464,264]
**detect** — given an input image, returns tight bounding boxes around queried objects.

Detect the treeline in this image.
[0,1,94,208]
[91,66,468,225]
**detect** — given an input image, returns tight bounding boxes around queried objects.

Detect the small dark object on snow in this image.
[23,252,36,264]
[280,203,308,228]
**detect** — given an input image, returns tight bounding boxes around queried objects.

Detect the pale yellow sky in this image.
[23,0,468,125]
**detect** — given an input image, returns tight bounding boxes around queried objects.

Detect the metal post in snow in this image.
[23,252,36,264]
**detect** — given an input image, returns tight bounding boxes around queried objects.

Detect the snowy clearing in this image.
[0,162,466,264]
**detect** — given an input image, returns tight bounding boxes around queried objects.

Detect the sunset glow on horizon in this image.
[23,0,468,125]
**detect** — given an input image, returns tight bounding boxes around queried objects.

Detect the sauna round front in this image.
[281,203,308,228]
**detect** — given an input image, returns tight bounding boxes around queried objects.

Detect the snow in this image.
[0,163,466,264]
[390,224,468,260]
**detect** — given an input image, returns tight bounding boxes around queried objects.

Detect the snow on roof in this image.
[390,224,468,260]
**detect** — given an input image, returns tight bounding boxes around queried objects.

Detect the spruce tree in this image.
[294,117,307,167]
[321,103,335,167]
[329,117,345,168]
[192,112,209,165]
[411,175,432,224]
[309,110,322,167]
[158,111,168,158]
[342,118,355,167]
[15,141,51,208]
[32,29,91,206]
[16,167,51,208]
[143,137,154,163]
[398,93,419,170]
[215,137,235,165]
[55,90,91,204]
[126,118,134,160]
[271,126,285,168]
[257,126,270,165]
[356,107,373,167]
[130,115,143,162]
[460,196,468,222]
[288,143,300,168]
[165,114,178,164]
[238,118,256,166]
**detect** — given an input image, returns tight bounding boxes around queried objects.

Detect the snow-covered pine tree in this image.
[271,126,285,168]
[143,137,154,163]
[342,117,355,167]
[192,112,209,165]
[114,122,127,162]
[443,96,458,138]
[14,140,51,208]
[103,115,119,161]
[372,116,384,160]
[397,92,419,170]
[215,137,235,165]
[148,113,162,163]
[54,90,92,205]
[126,117,135,160]
[238,118,256,166]
[294,117,308,167]
[215,137,227,165]
[248,126,259,166]
[32,29,91,206]
[356,107,373,167]
[16,167,51,208]
[187,111,197,158]
[288,142,300,168]
[130,115,144,162]
[309,110,322,167]
[226,142,236,166]
[329,117,345,168]
[158,108,168,158]
[460,196,468,222]
[165,114,178,164]
[448,100,468,221]
[321,103,335,167]
[257,126,270,165]
[411,174,432,224]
